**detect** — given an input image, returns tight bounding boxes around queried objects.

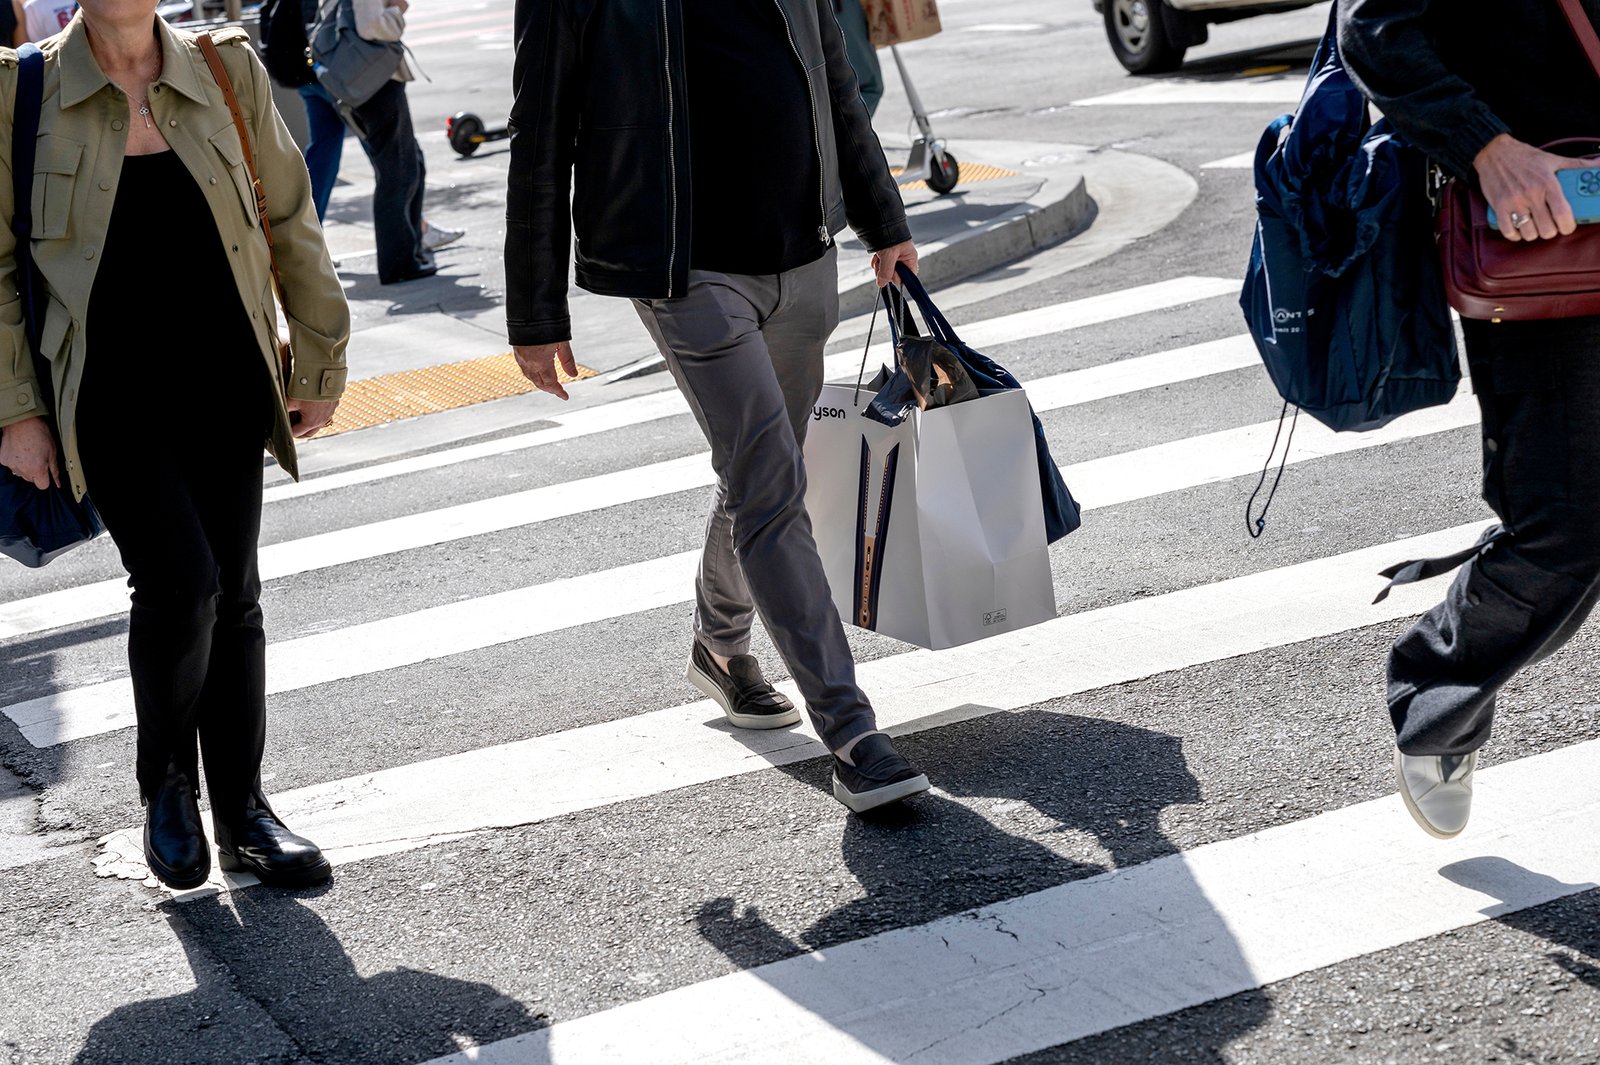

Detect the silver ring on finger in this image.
[1510,211,1533,229]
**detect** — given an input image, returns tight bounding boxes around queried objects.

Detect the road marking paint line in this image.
[263,277,1238,504]
[425,736,1600,1065]
[6,553,701,748]
[94,521,1487,891]
[1201,151,1257,170]
[0,334,1256,641]
[1070,385,1477,510]
[1074,80,1305,107]
[3,392,1482,741]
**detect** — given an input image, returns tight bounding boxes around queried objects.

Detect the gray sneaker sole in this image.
[1394,748,1468,840]
[685,656,801,730]
[831,772,931,814]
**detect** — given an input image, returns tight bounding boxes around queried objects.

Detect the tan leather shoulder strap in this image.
[196,32,291,324]
[1557,0,1600,82]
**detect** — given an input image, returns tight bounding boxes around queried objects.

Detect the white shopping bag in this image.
[803,381,1056,650]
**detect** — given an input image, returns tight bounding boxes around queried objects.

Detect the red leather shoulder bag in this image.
[1437,0,1600,321]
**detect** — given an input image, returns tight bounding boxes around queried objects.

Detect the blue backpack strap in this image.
[13,43,44,360]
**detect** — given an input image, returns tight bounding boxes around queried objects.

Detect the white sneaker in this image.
[423,224,465,252]
[1395,749,1478,839]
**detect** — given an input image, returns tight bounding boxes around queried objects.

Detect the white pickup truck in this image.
[1097,0,1323,72]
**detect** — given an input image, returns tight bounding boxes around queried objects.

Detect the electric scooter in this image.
[447,112,511,157]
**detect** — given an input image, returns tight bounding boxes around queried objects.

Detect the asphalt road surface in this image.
[8,1,1600,1063]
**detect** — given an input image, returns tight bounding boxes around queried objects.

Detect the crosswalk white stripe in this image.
[0,335,1260,641]
[90,521,1485,890]
[1074,81,1305,107]
[261,277,1237,504]
[4,389,1481,746]
[1201,151,1257,170]
[424,736,1600,1065]
[9,552,701,748]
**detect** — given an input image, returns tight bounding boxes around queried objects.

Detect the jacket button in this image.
[111,119,124,131]
[232,244,240,252]
[209,177,218,185]
[1485,438,1499,453]
[15,394,26,406]
[168,119,177,128]
[83,248,94,260]
[99,181,110,192]
[299,377,308,386]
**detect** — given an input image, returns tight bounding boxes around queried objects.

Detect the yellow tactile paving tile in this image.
[315,353,597,438]
[890,160,1019,192]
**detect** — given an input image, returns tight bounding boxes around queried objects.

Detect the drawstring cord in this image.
[1246,401,1299,539]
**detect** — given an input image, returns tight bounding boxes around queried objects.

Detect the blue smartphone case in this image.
[1487,166,1600,228]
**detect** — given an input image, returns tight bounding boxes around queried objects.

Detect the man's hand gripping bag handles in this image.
[198,32,294,385]
[0,44,106,568]
[1437,0,1600,321]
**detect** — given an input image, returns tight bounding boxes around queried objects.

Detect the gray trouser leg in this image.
[693,253,835,656]
[633,248,875,751]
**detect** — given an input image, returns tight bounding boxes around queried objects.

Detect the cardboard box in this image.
[861,0,941,48]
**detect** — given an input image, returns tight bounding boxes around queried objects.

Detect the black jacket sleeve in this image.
[505,0,582,346]
[815,0,911,251]
[1336,0,1509,179]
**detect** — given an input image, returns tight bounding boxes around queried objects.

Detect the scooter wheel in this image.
[927,152,960,195]
[448,112,485,157]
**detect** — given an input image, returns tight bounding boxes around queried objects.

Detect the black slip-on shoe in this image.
[686,640,802,730]
[832,733,931,814]
[215,805,332,889]
[143,762,210,890]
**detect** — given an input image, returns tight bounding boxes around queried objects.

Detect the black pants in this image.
[76,362,271,817]
[1389,315,1600,755]
[353,79,433,284]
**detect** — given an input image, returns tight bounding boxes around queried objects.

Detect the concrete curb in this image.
[837,168,1095,320]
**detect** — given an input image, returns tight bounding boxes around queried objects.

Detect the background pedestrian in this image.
[0,4,351,889]
[1340,0,1600,839]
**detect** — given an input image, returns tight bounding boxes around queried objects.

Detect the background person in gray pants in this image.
[504,0,930,814]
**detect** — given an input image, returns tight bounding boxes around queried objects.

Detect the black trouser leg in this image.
[354,79,432,284]
[77,400,270,808]
[1388,316,1600,755]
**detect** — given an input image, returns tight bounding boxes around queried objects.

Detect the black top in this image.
[83,151,267,423]
[1339,0,1600,180]
[0,4,15,45]
[682,0,828,276]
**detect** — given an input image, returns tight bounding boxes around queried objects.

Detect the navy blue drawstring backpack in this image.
[1240,5,1460,530]
[0,44,105,568]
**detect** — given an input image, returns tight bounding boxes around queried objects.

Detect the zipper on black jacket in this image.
[770,0,832,246]
[660,0,680,295]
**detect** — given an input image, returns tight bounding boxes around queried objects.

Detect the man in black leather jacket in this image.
[503,0,930,814]
[1339,0,1600,839]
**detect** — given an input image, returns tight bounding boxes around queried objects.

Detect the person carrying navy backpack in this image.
[1339,0,1600,839]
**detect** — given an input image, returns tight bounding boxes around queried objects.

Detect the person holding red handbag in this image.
[1338,0,1600,839]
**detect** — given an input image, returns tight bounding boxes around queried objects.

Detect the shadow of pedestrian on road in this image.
[696,707,1272,1062]
[1440,856,1600,989]
[73,886,544,1065]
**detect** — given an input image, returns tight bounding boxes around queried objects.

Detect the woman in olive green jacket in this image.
[0,2,351,890]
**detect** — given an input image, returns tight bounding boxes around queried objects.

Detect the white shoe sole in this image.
[832,772,931,814]
[1394,748,1468,840]
[685,656,801,730]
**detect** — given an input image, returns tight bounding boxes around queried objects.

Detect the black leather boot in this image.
[143,762,210,890]
[215,796,331,888]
